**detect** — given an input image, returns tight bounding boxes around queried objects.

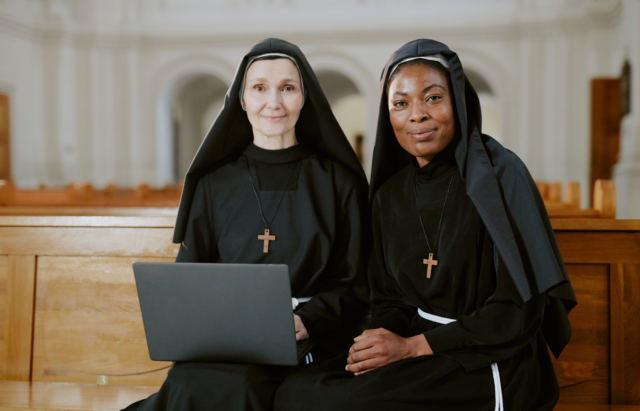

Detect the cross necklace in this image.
[413,172,455,279]
[245,155,300,253]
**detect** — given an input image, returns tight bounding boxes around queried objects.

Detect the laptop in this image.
[133,262,313,366]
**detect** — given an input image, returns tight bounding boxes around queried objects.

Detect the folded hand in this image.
[345,328,432,375]
[294,314,309,341]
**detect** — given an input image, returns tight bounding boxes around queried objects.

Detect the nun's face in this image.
[388,64,455,167]
[243,59,303,140]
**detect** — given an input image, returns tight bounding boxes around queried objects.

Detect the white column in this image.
[613,0,640,218]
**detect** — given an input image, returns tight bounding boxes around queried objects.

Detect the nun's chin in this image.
[256,122,296,138]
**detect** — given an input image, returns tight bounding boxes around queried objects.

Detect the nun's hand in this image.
[294,314,309,341]
[345,328,432,375]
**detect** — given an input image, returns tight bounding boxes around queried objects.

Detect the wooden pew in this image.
[0,207,178,217]
[551,219,640,405]
[0,217,178,386]
[0,181,182,208]
[537,180,617,219]
[0,217,639,409]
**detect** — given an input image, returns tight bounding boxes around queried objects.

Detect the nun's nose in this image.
[265,90,283,109]
[410,105,429,122]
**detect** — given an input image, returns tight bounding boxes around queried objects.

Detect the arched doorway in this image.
[170,74,227,182]
[466,69,501,142]
[315,71,366,164]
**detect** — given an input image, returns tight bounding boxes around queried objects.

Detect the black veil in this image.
[173,38,368,244]
[370,39,576,358]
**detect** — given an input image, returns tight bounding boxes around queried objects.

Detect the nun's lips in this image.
[408,128,437,140]
[262,115,287,122]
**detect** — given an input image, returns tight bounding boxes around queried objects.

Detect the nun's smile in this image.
[387,62,455,167]
[243,58,303,149]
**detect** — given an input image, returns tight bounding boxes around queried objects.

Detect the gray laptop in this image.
[133,262,311,366]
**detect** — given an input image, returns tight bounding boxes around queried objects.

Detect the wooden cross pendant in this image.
[423,253,438,279]
[258,228,276,253]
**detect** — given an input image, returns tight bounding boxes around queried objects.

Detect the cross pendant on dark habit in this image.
[258,228,276,253]
[423,253,438,279]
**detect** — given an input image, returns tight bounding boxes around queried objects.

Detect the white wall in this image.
[0,0,636,215]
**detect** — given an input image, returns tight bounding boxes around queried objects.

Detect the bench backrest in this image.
[1,217,639,405]
[0,217,178,386]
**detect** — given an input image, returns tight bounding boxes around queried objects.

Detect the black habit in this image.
[124,38,369,411]
[274,39,576,411]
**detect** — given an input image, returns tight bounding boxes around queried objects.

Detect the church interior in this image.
[1,0,640,409]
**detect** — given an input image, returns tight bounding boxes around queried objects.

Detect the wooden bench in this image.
[537,180,617,219]
[0,383,636,411]
[0,207,178,217]
[0,181,182,208]
[0,217,639,409]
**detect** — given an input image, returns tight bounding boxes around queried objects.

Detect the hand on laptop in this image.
[294,314,309,341]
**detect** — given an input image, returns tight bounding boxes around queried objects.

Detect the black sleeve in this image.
[295,171,370,337]
[423,245,545,370]
[369,194,416,337]
[175,177,219,263]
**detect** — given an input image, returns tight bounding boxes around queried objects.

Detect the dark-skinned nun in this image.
[123,38,370,411]
[274,39,577,411]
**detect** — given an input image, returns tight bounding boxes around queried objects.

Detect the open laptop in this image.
[133,262,313,366]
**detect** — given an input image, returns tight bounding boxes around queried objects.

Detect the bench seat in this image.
[0,381,640,411]
[0,381,158,411]
[0,381,638,411]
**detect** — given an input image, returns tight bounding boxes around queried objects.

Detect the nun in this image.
[274,39,576,411]
[124,38,369,411]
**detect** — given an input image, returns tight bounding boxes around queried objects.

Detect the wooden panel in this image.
[552,219,640,231]
[2,255,36,381]
[0,227,178,258]
[622,264,640,404]
[32,256,173,386]
[0,216,175,227]
[590,79,621,203]
[554,232,640,264]
[556,405,640,411]
[0,380,159,411]
[0,207,178,217]
[611,264,625,404]
[0,256,7,377]
[555,264,610,404]
[0,94,10,181]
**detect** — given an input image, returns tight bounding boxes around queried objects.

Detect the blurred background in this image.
[0,0,638,216]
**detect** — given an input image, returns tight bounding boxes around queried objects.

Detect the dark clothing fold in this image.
[275,150,559,410]
[125,37,369,411]
[276,38,572,409]
[127,143,369,411]
[369,39,576,358]
[177,143,369,339]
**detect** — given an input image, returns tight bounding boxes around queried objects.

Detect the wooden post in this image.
[0,180,15,206]
[2,255,36,381]
[590,78,621,204]
[536,181,549,200]
[135,183,150,201]
[548,182,563,203]
[0,95,10,182]
[565,181,581,209]
[610,263,625,404]
[105,184,118,198]
[594,179,617,219]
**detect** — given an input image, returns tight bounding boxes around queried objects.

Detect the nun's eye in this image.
[393,101,407,107]
[254,86,264,92]
[427,95,441,102]
[283,85,295,92]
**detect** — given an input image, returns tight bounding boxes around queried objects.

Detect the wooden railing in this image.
[0,181,183,208]
[536,179,617,219]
